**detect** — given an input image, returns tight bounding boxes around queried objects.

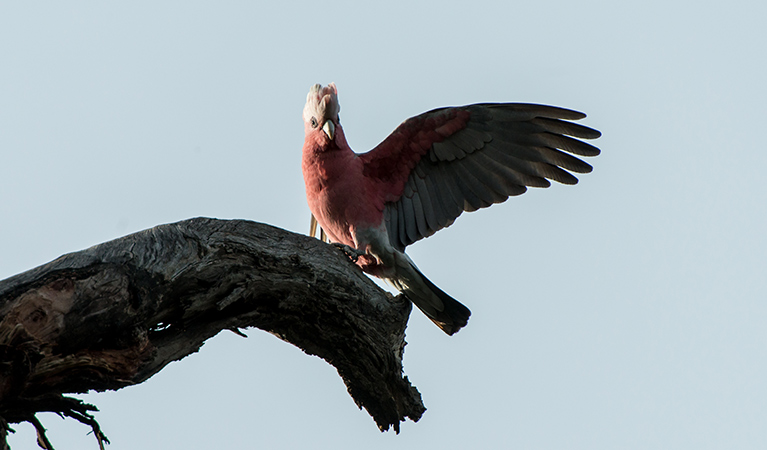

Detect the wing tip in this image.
[584,128,602,140]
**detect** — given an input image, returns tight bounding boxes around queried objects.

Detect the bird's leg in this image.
[331,243,366,264]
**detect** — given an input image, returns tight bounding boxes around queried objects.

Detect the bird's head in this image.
[303,83,340,142]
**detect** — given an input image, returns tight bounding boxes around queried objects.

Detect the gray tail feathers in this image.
[406,266,471,336]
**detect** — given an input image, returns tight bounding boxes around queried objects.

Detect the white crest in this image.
[303,83,340,124]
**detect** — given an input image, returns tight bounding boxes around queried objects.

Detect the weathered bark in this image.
[0,218,425,448]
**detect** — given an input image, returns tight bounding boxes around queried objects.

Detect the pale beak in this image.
[322,120,335,140]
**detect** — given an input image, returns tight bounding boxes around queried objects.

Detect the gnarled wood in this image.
[0,218,425,448]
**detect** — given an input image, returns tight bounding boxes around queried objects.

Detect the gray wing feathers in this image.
[531,117,601,139]
[432,139,466,161]
[401,191,419,244]
[386,103,601,251]
[413,175,440,233]
[431,163,465,221]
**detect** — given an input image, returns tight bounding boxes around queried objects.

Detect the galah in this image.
[302,83,600,335]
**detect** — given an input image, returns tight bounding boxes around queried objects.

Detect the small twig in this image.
[0,418,11,450]
[59,407,109,450]
[228,327,248,338]
[8,396,110,450]
[29,415,55,450]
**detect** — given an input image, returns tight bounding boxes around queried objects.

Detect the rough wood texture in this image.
[0,218,424,447]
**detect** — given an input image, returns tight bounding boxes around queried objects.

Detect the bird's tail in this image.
[411,267,471,335]
[390,256,471,335]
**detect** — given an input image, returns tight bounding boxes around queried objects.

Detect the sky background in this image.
[2,1,766,449]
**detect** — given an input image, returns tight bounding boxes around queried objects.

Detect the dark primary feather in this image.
[378,103,601,252]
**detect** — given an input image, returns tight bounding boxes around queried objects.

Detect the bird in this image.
[301,83,600,335]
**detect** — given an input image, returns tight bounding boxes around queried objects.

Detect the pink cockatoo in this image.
[302,83,600,335]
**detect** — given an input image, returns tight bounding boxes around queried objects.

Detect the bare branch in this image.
[0,218,425,448]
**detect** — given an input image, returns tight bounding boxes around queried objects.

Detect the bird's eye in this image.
[337,115,340,125]
[311,117,318,128]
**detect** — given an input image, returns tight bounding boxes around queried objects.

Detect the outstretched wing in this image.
[359,103,601,252]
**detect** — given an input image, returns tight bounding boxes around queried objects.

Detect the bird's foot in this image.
[332,243,365,264]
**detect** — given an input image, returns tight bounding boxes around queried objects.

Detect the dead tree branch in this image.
[0,218,424,448]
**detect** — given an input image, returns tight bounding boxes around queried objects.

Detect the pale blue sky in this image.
[2,1,766,449]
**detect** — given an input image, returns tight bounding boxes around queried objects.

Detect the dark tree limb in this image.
[0,218,425,448]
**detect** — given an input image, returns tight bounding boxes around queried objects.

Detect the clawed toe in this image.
[332,243,364,263]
